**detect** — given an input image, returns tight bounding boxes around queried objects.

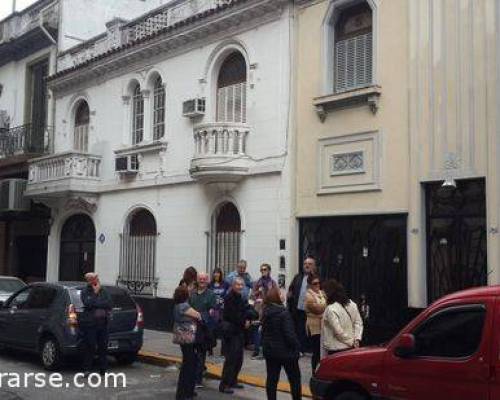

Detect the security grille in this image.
[118,209,158,295]
[119,234,158,295]
[208,202,241,275]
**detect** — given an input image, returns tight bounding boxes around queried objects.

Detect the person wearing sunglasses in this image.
[250,263,277,360]
[305,273,326,372]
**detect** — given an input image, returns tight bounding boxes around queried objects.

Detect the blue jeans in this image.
[252,324,261,355]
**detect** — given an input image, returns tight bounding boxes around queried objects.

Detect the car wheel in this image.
[335,391,367,400]
[40,336,62,371]
[114,352,138,365]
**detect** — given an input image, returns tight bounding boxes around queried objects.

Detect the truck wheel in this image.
[40,336,62,371]
[335,391,367,400]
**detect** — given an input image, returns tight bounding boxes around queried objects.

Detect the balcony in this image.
[190,122,251,184]
[25,151,102,198]
[0,0,59,66]
[0,124,50,159]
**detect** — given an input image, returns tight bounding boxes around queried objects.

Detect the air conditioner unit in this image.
[0,179,30,212]
[115,154,139,174]
[182,98,206,118]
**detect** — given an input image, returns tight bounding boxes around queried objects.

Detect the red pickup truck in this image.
[310,285,500,400]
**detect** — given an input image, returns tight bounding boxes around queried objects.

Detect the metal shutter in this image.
[335,32,373,93]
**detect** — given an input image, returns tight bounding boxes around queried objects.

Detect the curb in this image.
[138,350,313,398]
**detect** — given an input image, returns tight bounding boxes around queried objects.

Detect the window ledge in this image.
[114,140,168,156]
[313,85,382,122]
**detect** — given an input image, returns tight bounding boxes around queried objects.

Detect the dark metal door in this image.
[59,214,95,281]
[426,179,487,303]
[16,236,48,282]
[299,214,408,344]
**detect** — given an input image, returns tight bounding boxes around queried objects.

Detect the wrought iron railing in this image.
[0,124,51,157]
[118,233,158,295]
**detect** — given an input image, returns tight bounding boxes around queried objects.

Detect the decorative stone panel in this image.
[317,130,381,194]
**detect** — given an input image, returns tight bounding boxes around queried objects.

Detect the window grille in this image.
[118,209,158,295]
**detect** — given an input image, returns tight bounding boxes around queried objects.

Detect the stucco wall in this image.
[294,0,409,217]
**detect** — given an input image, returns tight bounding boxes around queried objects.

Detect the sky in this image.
[0,0,38,20]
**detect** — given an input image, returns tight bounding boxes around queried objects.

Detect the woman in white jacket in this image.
[321,279,363,355]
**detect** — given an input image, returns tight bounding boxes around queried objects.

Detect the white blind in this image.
[335,32,373,93]
[217,82,247,123]
[74,125,88,152]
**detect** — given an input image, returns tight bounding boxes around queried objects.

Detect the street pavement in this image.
[142,329,313,386]
[0,349,289,400]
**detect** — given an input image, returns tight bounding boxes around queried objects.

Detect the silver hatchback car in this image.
[0,276,26,306]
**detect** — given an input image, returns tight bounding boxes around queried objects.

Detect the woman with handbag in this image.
[173,285,202,400]
[321,279,363,356]
[304,273,326,371]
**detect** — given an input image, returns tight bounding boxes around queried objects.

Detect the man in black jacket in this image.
[219,277,250,394]
[80,273,112,375]
[287,256,317,353]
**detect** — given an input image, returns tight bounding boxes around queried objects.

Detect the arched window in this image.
[217,52,247,123]
[129,209,157,236]
[74,101,89,152]
[132,84,144,144]
[119,208,158,295]
[209,202,242,274]
[153,77,165,140]
[333,2,373,93]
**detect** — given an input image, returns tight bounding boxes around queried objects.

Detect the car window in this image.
[0,278,25,293]
[26,287,58,309]
[106,287,136,310]
[69,286,135,310]
[412,305,486,359]
[9,288,32,309]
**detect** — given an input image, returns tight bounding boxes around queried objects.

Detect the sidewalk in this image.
[139,329,313,397]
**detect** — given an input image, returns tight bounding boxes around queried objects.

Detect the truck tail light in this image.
[135,304,144,330]
[67,303,78,328]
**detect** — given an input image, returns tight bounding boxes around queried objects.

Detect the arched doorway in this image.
[209,202,242,274]
[59,214,96,281]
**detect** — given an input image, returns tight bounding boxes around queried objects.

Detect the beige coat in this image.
[304,289,326,336]
[322,300,363,351]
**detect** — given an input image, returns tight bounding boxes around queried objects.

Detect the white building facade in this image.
[0,0,59,281]
[25,0,293,324]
